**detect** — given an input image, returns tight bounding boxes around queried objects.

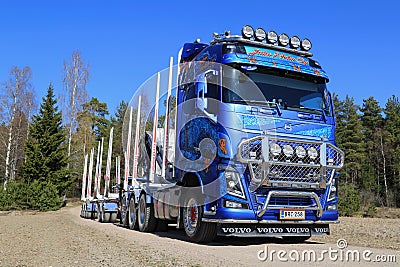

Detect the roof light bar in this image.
[213,25,313,54]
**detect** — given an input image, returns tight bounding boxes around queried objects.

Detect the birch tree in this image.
[63,50,89,169]
[1,66,34,188]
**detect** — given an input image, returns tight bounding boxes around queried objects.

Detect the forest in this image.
[0,50,399,215]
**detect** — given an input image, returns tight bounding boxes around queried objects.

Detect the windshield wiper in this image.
[231,100,282,116]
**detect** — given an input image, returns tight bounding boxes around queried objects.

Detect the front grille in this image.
[238,135,344,190]
[269,196,314,206]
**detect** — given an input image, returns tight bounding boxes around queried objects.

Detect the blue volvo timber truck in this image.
[119,25,344,243]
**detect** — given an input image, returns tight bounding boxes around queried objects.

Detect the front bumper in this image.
[215,223,332,237]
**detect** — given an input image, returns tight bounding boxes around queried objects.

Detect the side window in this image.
[185,83,196,101]
[205,81,219,100]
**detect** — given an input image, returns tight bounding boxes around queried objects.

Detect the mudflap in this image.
[217,224,330,237]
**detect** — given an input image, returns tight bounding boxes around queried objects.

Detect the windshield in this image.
[222,65,332,116]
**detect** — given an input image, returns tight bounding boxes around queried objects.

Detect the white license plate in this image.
[279,209,305,220]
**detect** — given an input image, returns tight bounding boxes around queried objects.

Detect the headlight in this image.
[295,146,306,159]
[224,167,245,198]
[242,25,254,39]
[282,144,294,158]
[328,178,338,202]
[301,38,312,51]
[307,146,318,160]
[270,143,281,156]
[267,30,278,44]
[255,28,266,42]
[289,36,301,49]
[278,33,289,46]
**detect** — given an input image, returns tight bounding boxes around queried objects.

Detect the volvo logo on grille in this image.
[284,123,292,132]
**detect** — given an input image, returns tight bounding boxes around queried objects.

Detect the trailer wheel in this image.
[128,197,138,230]
[97,204,104,222]
[138,193,157,232]
[104,212,111,223]
[183,197,216,243]
[110,212,118,223]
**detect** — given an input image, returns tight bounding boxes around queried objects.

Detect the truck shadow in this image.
[150,226,324,247]
[113,223,324,246]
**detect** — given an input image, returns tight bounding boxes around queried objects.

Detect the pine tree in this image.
[111,100,127,159]
[334,94,365,185]
[384,95,400,206]
[23,85,70,209]
[80,97,110,141]
[360,97,383,190]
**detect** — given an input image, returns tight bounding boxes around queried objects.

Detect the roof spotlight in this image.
[301,38,312,51]
[289,36,301,49]
[255,28,266,42]
[267,30,278,44]
[278,33,290,47]
[241,25,254,39]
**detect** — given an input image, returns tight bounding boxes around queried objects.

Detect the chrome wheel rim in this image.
[138,197,146,226]
[185,198,199,235]
[129,199,135,225]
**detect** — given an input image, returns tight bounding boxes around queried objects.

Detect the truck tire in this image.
[97,204,103,222]
[137,193,157,232]
[128,197,138,230]
[121,195,129,227]
[110,212,118,223]
[183,196,216,243]
[104,212,111,223]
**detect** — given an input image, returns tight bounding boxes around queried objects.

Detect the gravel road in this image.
[1,203,399,266]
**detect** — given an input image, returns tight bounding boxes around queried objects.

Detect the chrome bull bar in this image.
[237,135,345,190]
[257,190,323,218]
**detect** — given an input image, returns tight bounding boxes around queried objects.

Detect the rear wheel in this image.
[128,197,138,230]
[183,197,216,243]
[121,196,129,227]
[137,193,157,232]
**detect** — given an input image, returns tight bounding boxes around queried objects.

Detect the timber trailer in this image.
[119,25,344,243]
[80,128,120,223]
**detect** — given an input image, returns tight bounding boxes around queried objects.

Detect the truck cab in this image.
[124,25,344,243]
[173,26,343,241]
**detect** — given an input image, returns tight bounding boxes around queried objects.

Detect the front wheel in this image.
[182,197,216,243]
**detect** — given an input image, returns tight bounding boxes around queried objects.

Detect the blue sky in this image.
[1,0,399,115]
